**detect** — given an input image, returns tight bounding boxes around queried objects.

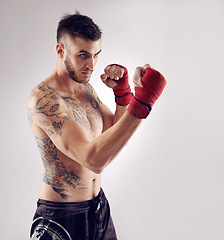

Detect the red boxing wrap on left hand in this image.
[128,67,167,119]
[112,65,133,106]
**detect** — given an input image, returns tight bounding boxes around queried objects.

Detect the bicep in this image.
[99,103,114,132]
[35,112,90,167]
[28,93,90,167]
[88,85,114,132]
[99,102,128,131]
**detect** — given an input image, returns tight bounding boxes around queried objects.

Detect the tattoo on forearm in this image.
[35,135,85,199]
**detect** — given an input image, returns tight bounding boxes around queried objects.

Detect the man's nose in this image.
[86,57,95,70]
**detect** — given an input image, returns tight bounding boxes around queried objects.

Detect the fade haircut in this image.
[57,12,102,43]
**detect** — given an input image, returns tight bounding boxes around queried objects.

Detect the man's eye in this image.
[80,54,87,58]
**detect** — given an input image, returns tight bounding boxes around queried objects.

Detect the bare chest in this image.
[61,94,103,139]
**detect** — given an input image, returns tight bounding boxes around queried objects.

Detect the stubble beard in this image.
[64,57,92,84]
[64,57,81,83]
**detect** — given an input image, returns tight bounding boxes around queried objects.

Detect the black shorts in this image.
[30,188,117,240]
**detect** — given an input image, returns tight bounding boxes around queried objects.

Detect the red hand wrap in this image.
[128,67,166,119]
[112,65,133,106]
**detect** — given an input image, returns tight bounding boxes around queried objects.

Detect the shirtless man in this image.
[28,12,166,240]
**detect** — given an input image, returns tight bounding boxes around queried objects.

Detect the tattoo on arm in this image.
[28,83,69,136]
[39,120,50,126]
[29,83,68,120]
[52,121,64,136]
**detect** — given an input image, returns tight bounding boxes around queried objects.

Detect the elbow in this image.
[85,157,105,174]
[63,143,104,174]
[62,141,106,174]
[85,147,107,174]
[90,166,104,174]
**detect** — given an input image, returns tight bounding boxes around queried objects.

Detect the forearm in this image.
[113,104,128,125]
[85,111,142,173]
[101,64,132,125]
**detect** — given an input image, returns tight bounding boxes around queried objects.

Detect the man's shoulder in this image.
[28,81,69,126]
[29,81,60,107]
[30,81,55,96]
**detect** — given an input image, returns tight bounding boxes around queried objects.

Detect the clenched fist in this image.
[101,64,133,106]
[128,64,167,119]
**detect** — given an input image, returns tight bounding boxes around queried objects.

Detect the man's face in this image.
[63,37,102,84]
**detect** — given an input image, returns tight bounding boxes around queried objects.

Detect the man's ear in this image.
[56,43,64,58]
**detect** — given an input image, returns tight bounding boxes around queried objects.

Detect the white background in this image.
[0,0,224,239]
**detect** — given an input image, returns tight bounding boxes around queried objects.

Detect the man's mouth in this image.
[82,71,92,74]
[82,70,93,76]
[82,69,93,74]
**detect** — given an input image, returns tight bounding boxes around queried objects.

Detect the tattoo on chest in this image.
[29,82,102,135]
[61,96,91,131]
[35,135,86,199]
[86,85,99,110]
[60,84,101,131]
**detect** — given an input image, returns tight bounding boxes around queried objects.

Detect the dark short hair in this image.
[57,12,102,42]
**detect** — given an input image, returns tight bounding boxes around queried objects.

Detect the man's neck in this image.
[48,62,88,95]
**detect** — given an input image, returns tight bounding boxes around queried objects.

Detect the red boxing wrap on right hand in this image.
[112,65,133,106]
[128,67,167,119]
